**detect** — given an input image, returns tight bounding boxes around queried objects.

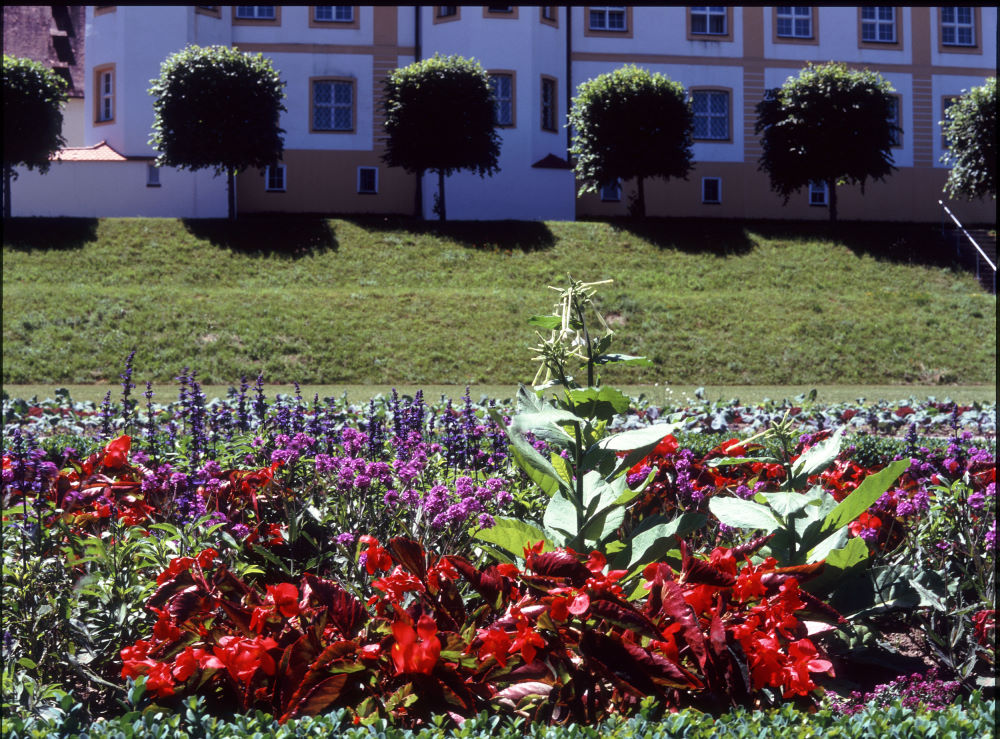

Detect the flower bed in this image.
[2,283,995,729]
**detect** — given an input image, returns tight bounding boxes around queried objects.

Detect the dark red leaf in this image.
[731,534,774,560]
[772,561,826,582]
[388,537,427,581]
[588,596,662,640]
[526,550,590,586]
[579,630,661,699]
[301,574,368,638]
[621,638,703,690]
[659,579,708,670]
[148,570,196,609]
[166,586,205,623]
[681,556,736,587]
[277,631,321,713]
[280,673,347,722]
[281,640,358,716]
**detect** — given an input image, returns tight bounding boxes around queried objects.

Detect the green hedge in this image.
[7,694,996,739]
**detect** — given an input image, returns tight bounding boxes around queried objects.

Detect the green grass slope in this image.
[2,217,995,386]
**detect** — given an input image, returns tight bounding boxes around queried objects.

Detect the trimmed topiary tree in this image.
[755,62,900,222]
[941,77,996,201]
[568,65,693,218]
[149,45,286,220]
[382,54,501,222]
[2,55,69,218]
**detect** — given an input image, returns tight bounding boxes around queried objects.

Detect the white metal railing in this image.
[939,200,997,271]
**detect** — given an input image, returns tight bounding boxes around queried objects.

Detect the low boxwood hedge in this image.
[6,693,995,739]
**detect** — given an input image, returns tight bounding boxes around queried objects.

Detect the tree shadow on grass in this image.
[342,215,556,253]
[595,217,755,256]
[182,216,338,258]
[746,219,965,270]
[2,217,99,251]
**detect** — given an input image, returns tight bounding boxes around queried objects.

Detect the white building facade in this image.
[10,5,997,222]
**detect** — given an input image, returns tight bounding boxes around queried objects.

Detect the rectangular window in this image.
[312,79,354,131]
[941,7,975,46]
[487,6,512,13]
[690,6,727,35]
[542,6,556,23]
[265,164,286,191]
[235,6,275,19]
[600,181,621,202]
[887,96,901,147]
[358,167,378,194]
[692,90,729,140]
[589,6,627,32]
[146,164,160,187]
[314,6,353,22]
[861,6,896,43]
[490,73,514,127]
[809,181,828,206]
[776,6,812,38]
[95,66,114,123]
[541,77,557,132]
[437,6,457,18]
[702,177,721,204]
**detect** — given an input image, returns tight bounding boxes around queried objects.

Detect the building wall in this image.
[25,5,998,223]
[11,161,226,218]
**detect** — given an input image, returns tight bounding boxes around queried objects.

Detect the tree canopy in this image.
[941,77,996,201]
[382,54,500,221]
[568,65,693,218]
[149,45,286,219]
[755,62,899,221]
[2,54,68,217]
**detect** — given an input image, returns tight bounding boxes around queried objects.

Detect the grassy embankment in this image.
[3,217,995,398]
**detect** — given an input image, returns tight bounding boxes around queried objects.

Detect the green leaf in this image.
[528,315,562,330]
[788,427,844,488]
[824,536,869,571]
[708,497,782,532]
[613,513,707,570]
[474,518,555,560]
[593,353,654,367]
[542,491,578,541]
[821,458,908,532]
[564,386,630,421]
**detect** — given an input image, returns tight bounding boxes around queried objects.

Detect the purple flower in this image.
[477,513,496,529]
[336,532,356,548]
[967,489,985,510]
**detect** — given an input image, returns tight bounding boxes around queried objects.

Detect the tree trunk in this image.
[3,165,12,219]
[436,169,446,222]
[827,177,837,223]
[637,176,646,218]
[227,169,237,221]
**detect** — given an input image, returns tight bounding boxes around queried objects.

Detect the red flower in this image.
[783,638,833,697]
[267,583,300,618]
[212,635,278,686]
[848,511,882,538]
[359,535,393,574]
[372,566,425,604]
[972,609,996,648]
[102,435,131,469]
[391,613,440,675]
[510,609,545,664]
[475,625,513,667]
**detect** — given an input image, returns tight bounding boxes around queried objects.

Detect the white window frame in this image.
[861,6,897,43]
[691,90,729,141]
[690,6,727,35]
[235,6,275,20]
[490,74,514,127]
[940,7,975,46]
[600,180,622,202]
[589,6,627,32]
[702,177,721,204]
[313,80,353,131]
[265,164,286,191]
[809,181,828,206]
[146,164,160,187]
[314,6,353,23]
[98,69,114,122]
[357,166,378,194]
[776,6,812,39]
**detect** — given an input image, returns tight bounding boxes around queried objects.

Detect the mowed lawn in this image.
[2,216,995,387]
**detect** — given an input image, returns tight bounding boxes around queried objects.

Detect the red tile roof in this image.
[52,141,128,162]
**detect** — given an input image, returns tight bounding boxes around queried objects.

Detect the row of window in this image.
[599,177,831,206]
[143,162,380,194]
[98,6,985,51]
[92,66,914,148]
